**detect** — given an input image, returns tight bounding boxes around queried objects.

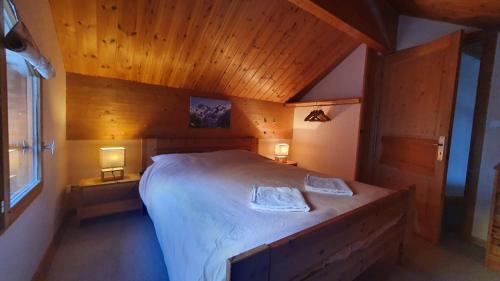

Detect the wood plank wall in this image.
[66,73,293,140]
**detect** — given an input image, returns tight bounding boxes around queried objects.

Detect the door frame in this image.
[462,32,498,244]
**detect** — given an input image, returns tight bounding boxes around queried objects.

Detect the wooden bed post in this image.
[226,245,271,281]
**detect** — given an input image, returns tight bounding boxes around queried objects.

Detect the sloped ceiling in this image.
[49,0,360,103]
[388,0,500,30]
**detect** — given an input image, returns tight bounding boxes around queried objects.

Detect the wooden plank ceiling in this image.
[49,0,360,103]
[388,0,500,30]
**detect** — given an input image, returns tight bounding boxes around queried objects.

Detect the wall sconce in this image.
[99,147,126,181]
[274,143,289,163]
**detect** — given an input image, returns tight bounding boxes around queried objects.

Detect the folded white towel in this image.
[250,186,310,212]
[305,174,353,196]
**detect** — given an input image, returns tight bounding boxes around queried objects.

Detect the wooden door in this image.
[374,31,463,243]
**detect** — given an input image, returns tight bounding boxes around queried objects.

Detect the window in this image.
[6,47,41,207]
[1,0,42,229]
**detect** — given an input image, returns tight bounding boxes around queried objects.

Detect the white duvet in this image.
[139,150,393,281]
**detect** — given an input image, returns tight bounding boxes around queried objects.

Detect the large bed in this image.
[140,138,413,281]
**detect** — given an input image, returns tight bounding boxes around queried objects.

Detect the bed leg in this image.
[380,241,402,267]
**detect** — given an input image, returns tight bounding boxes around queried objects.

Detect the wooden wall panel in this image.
[380,136,437,176]
[66,73,293,140]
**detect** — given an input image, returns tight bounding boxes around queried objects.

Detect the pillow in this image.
[151,154,169,162]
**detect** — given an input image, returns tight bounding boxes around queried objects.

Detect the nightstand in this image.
[72,173,142,224]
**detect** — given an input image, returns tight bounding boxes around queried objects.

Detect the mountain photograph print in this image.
[189,97,231,128]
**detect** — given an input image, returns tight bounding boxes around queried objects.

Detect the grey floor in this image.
[47,213,169,281]
[47,212,500,281]
[358,233,500,281]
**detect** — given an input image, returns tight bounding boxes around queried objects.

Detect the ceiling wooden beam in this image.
[289,0,399,53]
[387,0,500,30]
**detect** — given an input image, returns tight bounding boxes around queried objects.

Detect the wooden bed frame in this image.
[141,137,413,281]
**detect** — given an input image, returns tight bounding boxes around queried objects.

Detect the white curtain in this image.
[4,0,55,79]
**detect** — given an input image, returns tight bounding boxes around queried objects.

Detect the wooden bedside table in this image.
[72,173,142,224]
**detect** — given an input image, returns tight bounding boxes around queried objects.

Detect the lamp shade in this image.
[99,147,126,169]
[274,143,289,157]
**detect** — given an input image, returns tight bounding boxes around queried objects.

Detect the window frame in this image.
[0,0,43,232]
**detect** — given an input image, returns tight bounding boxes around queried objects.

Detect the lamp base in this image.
[101,167,124,182]
[274,156,288,163]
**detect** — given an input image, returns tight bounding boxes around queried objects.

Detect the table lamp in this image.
[100,147,126,181]
[274,143,289,163]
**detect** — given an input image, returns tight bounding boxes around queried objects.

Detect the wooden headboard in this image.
[141,137,258,170]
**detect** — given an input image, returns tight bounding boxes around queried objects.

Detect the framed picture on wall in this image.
[189,96,231,128]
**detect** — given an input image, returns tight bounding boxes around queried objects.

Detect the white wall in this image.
[397,16,476,50]
[292,105,361,179]
[472,36,500,241]
[291,45,366,180]
[301,44,367,101]
[0,1,67,280]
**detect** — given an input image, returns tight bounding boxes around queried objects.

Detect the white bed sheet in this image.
[139,150,393,281]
